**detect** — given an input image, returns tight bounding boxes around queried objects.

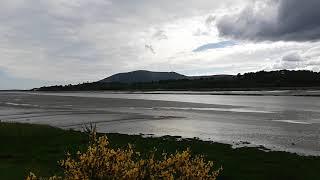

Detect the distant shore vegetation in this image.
[36,70,320,91]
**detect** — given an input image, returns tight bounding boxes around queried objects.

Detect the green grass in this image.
[1,122,319,180]
[0,122,88,179]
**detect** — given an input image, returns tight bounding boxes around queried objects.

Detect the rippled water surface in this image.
[0,91,319,156]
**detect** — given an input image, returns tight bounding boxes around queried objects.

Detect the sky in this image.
[0,0,320,89]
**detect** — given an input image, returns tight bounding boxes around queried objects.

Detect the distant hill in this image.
[99,70,187,83]
[35,70,320,91]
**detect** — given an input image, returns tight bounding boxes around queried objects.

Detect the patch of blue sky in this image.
[193,41,237,52]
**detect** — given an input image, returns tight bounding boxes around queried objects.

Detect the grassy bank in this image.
[1,122,319,180]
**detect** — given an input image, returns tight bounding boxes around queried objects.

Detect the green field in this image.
[0,122,319,180]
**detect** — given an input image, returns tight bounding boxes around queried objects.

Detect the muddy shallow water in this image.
[1,91,319,156]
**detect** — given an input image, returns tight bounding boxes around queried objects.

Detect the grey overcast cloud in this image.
[1,0,320,89]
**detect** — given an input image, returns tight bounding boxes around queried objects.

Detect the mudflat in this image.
[0,91,319,156]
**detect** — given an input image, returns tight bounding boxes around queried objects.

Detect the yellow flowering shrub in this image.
[26,131,221,180]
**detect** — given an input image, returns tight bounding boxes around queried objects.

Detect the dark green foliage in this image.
[0,123,88,179]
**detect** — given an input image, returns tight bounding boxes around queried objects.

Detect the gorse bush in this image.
[26,131,221,180]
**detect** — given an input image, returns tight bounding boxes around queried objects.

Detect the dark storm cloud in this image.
[217,0,320,41]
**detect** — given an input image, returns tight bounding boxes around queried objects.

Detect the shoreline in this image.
[128,133,318,157]
[25,89,320,97]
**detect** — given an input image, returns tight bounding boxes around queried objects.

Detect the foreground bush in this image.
[27,132,221,180]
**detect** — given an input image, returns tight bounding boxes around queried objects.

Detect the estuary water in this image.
[0,91,319,156]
